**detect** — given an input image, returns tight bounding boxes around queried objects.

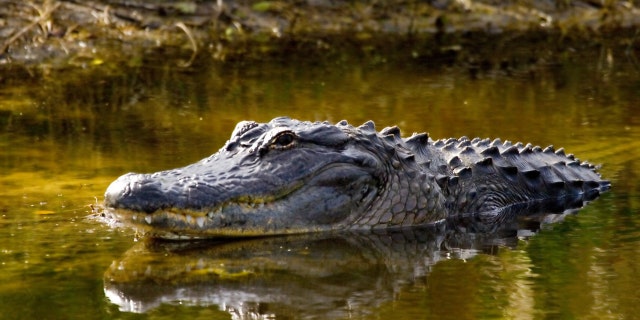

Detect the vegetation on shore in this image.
[1,0,639,67]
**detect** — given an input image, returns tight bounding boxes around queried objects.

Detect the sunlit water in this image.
[1,46,639,319]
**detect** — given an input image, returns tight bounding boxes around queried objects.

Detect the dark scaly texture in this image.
[100,117,610,239]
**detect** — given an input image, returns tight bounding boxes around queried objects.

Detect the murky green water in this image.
[1,45,639,319]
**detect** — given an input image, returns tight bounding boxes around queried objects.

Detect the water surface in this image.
[0,46,639,319]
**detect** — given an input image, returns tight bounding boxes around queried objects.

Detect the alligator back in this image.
[418,137,610,215]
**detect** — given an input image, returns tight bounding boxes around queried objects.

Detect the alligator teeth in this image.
[145,215,153,225]
[196,216,205,228]
[207,207,223,218]
[186,214,194,225]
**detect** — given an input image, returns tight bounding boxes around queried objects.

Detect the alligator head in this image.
[103,117,446,239]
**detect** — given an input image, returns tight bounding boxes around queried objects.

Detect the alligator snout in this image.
[105,173,169,213]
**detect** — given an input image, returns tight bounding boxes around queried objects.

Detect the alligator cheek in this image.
[290,166,378,225]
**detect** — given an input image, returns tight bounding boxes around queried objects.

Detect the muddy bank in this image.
[1,0,639,68]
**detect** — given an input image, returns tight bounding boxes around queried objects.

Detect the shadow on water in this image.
[103,203,582,319]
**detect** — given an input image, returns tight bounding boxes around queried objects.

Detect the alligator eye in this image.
[271,131,296,149]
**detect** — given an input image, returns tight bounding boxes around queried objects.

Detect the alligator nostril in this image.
[104,173,137,207]
[104,173,166,213]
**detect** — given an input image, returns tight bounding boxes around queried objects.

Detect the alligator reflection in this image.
[104,208,573,318]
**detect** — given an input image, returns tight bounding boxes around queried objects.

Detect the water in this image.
[1,45,639,319]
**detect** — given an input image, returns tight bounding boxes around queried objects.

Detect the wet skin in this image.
[102,117,610,239]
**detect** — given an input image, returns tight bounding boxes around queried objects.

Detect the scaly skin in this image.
[101,117,610,239]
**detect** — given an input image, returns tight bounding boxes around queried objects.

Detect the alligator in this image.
[101,117,610,239]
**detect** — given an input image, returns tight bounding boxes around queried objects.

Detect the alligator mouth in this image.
[97,205,324,240]
[99,163,372,239]
[98,194,312,239]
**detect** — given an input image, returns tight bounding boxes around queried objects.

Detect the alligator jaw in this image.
[101,163,378,239]
[99,207,332,239]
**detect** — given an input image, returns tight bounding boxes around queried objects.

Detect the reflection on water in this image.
[104,215,543,319]
[0,44,639,319]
